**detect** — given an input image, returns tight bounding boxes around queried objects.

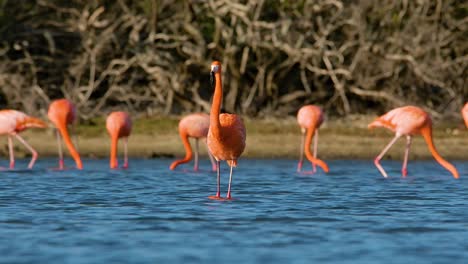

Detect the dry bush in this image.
[0,0,465,119]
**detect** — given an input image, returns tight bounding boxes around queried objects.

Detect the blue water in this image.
[0,158,467,264]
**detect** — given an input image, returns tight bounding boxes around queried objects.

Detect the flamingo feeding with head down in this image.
[106,111,132,169]
[0,110,47,169]
[169,113,216,171]
[207,61,246,200]
[47,99,83,170]
[462,103,468,128]
[297,105,329,174]
[368,106,459,179]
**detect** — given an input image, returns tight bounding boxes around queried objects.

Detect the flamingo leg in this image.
[123,137,128,169]
[205,140,217,171]
[8,135,14,169]
[226,164,234,199]
[14,133,38,169]
[312,129,319,173]
[194,138,199,171]
[402,135,412,177]
[374,134,401,178]
[215,160,221,198]
[55,129,64,169]
[71,124,79,152]
[297,128,306,172]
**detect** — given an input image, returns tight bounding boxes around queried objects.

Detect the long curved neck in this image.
[304,125,329,173]
[421,126,459,179]
[110,135,118,169]
[58,124,83,169]
[210,71,222,136]
[169,133,193,170]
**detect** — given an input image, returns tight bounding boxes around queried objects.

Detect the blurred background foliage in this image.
[0,0,466,120]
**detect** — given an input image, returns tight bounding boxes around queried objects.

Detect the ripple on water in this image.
[0,158,466,264]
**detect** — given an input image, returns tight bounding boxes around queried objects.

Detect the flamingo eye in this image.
[211,65,219,72]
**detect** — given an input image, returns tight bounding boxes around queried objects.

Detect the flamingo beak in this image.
[210,71,215,88]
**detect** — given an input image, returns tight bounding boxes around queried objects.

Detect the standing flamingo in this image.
[462,103,468,128]
[47,99,83,170]
[368,106,459,179]
[106,111,132,169]
[296,105,329,173]
[0,110,47,169]
[207,61,246,200]
[169,113,216,171]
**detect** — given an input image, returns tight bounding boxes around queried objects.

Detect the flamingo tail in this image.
[368,117,395,131]
[421,126,459,179]
[227,160,237,167]
[18,117,48,130]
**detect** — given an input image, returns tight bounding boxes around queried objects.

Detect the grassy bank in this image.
[2,115,467,161]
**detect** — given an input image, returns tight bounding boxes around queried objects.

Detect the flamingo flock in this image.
[0,61,465,199]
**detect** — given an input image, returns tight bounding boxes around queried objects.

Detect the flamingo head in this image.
[210,61,221,88]
[211,61,221,73]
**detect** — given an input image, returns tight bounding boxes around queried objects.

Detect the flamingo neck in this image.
[421,126,459,179]
[210,71,222,135]
[169,133,193,170]
[304,126,329,173]
[110,135,118,169]
[58,124,83,169]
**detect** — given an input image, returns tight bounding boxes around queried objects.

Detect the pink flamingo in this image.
[47,99,83,170]
[0,110,47,169]
[207,61,246,200]
[462,103,468,128]
[368,106,459,179]
[169,113,216,171]
[106,111,132,169]
[296,105,329,173]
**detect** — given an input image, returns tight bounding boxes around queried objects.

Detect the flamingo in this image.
[106,111,132,169]
[169,113,216,171]
[462,103,468,128]
[207,61,246,200]
[47,99,83,170]
[0,110,47,169]
[368,106,459,179]
[296,105,329,173]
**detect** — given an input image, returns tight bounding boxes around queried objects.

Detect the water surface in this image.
[0,158,467,264]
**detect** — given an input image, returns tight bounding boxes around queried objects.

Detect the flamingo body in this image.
[169,113,216,171]
[0,110,46,134]
[106,111,132,169]
[369,106,459,179]
[207,61,246,199]
[47,99,83,170]
[297,105,323,129]
[0,110,47,169]
[369,106,427,135]
[179,113,210,138]
[296,105,329,173]
[207,113,246,166]
[463,103,468,128]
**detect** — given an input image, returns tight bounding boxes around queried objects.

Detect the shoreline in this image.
[2,116,467,161]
